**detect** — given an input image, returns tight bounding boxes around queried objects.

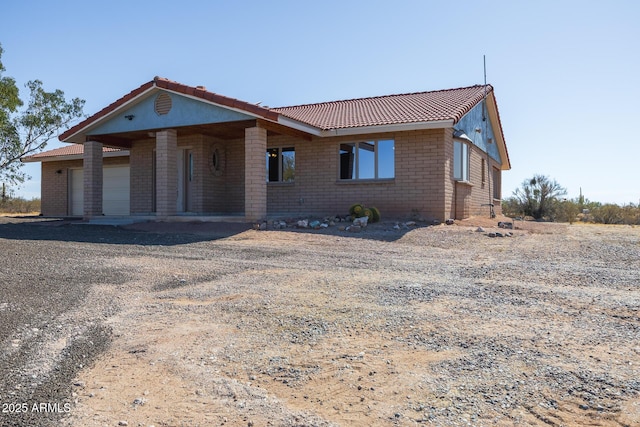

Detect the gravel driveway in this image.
[0,216,638,426]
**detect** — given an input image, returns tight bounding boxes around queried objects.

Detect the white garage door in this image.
[69,166,130,216]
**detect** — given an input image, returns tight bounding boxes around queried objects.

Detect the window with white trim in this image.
[339,139,394,180]
[266,147,295,182]
[453,140,470,181]
[493,167,501,199]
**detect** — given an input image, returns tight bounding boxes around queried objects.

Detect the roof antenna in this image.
[482,55,487,122]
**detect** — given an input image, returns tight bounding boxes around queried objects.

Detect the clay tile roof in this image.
[272,85,492,130]
[22,144,124,162]
[59,77,279,142]
[152,77,279,120]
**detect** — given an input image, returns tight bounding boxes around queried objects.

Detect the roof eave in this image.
[22,150,130,163]
[319,119,455,137]
[60,86,157,144]
[485,93,511,170]
[276,116,323,136]
[59,77,281,144]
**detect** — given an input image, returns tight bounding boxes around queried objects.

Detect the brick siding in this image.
[83,141,103,218]
[452,142,503,219]
[40,128,503,221]
[40,156,128,216]
[267,129,455,220]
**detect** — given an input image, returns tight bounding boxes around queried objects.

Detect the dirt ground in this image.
[1,216,639,426]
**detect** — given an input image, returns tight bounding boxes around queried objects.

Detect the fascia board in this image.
[276,116,323,136]
[162,89,270,121]
[62,87,158,143]
[22,150,130,163]
[319,120,454,137]
[485,95,511,170]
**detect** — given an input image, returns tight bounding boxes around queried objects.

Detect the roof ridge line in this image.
[272,84,489,110]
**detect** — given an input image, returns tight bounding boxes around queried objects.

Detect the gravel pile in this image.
[1,217,639,426]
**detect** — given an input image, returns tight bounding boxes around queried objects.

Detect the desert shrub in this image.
[0,197,41,214]
[621,204,640,225]
[590,204,624,224]
[553,200,581,224]
[501,197,524,218]
[510,174,567,220]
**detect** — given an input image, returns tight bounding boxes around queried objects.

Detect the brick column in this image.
[156,129,178,218]
[244,126,267,221]
[83,140,103,219]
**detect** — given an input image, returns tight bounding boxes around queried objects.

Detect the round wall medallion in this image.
[209,144,225,176]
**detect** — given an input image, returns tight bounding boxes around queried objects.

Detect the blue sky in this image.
[2,0,639,204]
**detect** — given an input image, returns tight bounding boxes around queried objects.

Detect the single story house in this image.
[23,77,510,221]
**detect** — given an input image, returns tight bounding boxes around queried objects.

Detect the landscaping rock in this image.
[476,227,485,233]
[132,397,146,405]
[353,216,369,227]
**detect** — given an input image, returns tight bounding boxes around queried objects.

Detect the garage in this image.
[69,166,130,216]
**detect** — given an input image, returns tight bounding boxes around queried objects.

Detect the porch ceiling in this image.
[86,119,260,149]
[87,118,313,149]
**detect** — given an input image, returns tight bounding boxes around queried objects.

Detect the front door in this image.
[176,149,194,212]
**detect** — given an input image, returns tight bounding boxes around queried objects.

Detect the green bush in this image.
[370,207,381,223]
[349,203,364,217]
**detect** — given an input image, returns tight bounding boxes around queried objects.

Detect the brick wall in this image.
[223,138,245,214]
[244,127,267,220]
[40,156,129,216]
[41,160,81,216]
[129,134,247,215]
[40,127,503,220]
[83,141,103,218]
[450,141,504,219]
[155,130,177,217]
[130,139,155,214]
[201,137,245,214]
[266,129,453,220]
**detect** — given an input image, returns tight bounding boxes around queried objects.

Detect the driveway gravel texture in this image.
[0,216,638,427]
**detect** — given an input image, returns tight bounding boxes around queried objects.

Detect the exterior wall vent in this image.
[154,93,172,115]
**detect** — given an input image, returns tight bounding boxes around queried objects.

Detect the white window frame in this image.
[453,140,470,182]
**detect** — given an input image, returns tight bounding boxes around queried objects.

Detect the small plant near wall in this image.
[348,203,381,223]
